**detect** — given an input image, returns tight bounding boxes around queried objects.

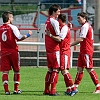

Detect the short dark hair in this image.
[77,12,88,21]
[49,4,61,15]
[58,13,66,23]
[2,11,12,23]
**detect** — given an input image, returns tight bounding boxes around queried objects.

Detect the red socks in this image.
[50,71,58,94]
[63,73,73,88]
[74,69,100,89]
[44,71,51,94]
[74,71,84,87]
[14,73,20,92]
[2,73,9,93]
[89,70,99,86]
[63,72,77,92]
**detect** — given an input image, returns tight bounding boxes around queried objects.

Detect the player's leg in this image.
[2,71,10,95]
[61,70,78,96]
[49,51,60,96]
[61,70,74,94]
[44,68,52,95]
[44,53,53,95]
[86,68,100,93]
[74,67,84,88]
[60,54,77,95]
[11,51,22,94]
[50,68,59,96]
[13,71,21,94]
[74,54,84,88]
[1,54,11,95]
[85,54,100,93]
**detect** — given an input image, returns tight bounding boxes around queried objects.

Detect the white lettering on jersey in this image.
[2,31,7,41]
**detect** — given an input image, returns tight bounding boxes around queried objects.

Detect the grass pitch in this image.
[0,67,100,100]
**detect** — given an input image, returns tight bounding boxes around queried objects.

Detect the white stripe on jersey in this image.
[80,23,93,39]
[59,25,68,40]
[80,23,89,38]
[56,51,60,67]
[85,54,89,68]
[50,18,60,36]
[65,55,68,69]
[8,24,23,39]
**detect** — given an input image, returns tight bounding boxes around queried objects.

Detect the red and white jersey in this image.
[0,24,23,55]
[79,22,94,55]
[45,17,60,53]
[59,25,71,56]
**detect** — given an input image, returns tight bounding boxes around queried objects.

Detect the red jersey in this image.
[45,17,60,53]
[79,22,94,55]
[0,24,23,55]
[59,25,71,56]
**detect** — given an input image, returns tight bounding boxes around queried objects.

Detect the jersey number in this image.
[2,31,7,41]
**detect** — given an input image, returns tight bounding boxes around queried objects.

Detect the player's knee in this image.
[3,80,8,85]
[53,68,59,73]
[14,81,20,84]
[77,67,84,73]
[86,68,93,73]
[48,68,53,73]
[14,71,20,74]
[61,69,69,75]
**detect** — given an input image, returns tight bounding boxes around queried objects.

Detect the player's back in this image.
[0,24,18,54]
[59,25,71,56]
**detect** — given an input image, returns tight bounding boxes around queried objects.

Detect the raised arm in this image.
[18,30,32,41]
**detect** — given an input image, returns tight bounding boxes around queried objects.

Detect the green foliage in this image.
[0,67,100,100]
[0,4,38,16]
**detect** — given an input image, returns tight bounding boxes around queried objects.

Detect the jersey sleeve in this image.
[50,18,60,35]
[80,23,89,38]
[8,24,23,39]
[59,25,68,40]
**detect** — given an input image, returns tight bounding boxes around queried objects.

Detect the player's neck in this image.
[50,15,56,19]
[61,23,66,27]
[5,21,11,24]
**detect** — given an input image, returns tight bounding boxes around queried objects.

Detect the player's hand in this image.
[68,21,72,29]
[45,29,51,36]
[28,30,32,36]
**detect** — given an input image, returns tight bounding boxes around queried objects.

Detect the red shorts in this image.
[46,51,60,69]
[60,54,70,70]
[77,53,93,68]
[0,50,20,72]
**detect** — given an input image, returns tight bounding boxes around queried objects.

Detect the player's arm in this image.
[49,25,68,42]
[68,21,72,29]
[51,35,61,42]
[50,18,60,36]
[11,25,32,41]
[18,30,32,41]
[71,24,88,46]
[46,30,61,42]
[70,38,84,46]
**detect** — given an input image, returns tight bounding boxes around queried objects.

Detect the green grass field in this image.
[0,67,100,100]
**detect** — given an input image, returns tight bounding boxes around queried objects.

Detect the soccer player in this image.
[0,11,32,95]
[71,12,100,94]
[44,4,61,96]
[46,13,78,96]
